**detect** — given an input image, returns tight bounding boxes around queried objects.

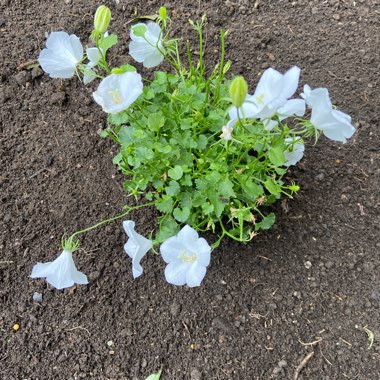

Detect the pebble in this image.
[304,261,312,269]
[31,67,43,79]
[14,71,30,86]
[315,173,325,181]
[212,317,234,334]
[170,302,180,317]
[190,368,202,380]
[33,292,43,303]
[278,360,287,368]
[50,92,66,105]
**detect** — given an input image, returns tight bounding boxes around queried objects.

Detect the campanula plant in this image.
[32,5,355,289]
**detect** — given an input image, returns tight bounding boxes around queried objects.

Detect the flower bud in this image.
[229,76,248,108]
[94,5,111,35]
[159,6,167,20]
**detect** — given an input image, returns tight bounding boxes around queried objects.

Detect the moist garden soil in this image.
[1,0,379,379]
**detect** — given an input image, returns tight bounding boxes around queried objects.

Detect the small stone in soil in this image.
[304,261,312,269]
[190,368,202,380]
[33,292,43,303]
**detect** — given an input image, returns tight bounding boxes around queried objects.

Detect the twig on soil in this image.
[17,59,38,70]
[293,351,314,380]
[319,345,332,366]
[257,255,272,261]
[0,261,14,265]
[339,337,352,347]
[29,167,51,179]
[298,337,322,346]
[66,326,90,335]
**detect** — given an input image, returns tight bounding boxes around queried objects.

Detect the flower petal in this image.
[186,262,207,287]
[277,99,306,120]
[164,261,188,286]
[194,238,211,267]
[160,236,182,263]
[283,137,305,166]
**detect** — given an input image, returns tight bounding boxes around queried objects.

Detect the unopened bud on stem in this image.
[94,5,111,35]
[229,76,248,108]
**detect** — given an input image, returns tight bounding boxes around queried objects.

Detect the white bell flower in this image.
[160,225,211,287]
[228,66,302,128]
[38,31,83,78]
[302,85,355,143]
[83,47,103,85]
[123,220,152,278]
[129,22,165,68]
[31,250,88,289]
[283,137,305,166]
[93,72,143,114]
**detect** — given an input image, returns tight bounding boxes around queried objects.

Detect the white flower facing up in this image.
[283,137,305,167]
[302,85,355,143]
[228,66,304,126]
[83,47,103,84]
[123,220,153,278]
[31,250,88,290]
[161,225,211,287]
[38,31,83,78]
[129,22,165,68]
[93,72,143,114]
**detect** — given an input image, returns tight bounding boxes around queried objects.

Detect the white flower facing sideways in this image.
[161,225,211,287]
[93,71,143,114]
[228,66,305,127]
[123,221,152,278]
[83,47,103,84]
[31,250,88,290]
[283,137,305,167]
[129,22,165,68]
[38,31,83,78]
[302,85,355,143]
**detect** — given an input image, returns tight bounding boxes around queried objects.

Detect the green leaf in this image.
[241,179,264,201]
[132,24,147,37]
[165,180,180,196]
[173,206,190,223]
[264,178,281,196]
[156,217,179,241]
[268,145,285,166]
[180,118,193,130]
[255,213,275,230]
[148,112,165,132]
[145,369,162,380]
[219,178,235,198]
[168,165,184,180]
[207,190,226,217]
[156,195,174,213]
[201,202,214,215]
[197,134,208,150]
[109,111,128,126]
[98,34,118,52]
[118,126,134,146]
[111,64,136,74]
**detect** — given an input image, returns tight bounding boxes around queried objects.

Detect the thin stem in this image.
[69,202,155,241]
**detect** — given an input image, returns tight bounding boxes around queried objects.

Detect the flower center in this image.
[108,89,122,104]
[256,93,265,106]
[179,249,197,264]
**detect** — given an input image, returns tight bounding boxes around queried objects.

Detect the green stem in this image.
[69,202,155,242]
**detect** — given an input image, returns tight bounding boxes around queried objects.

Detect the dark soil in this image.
[1,0,379,379]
